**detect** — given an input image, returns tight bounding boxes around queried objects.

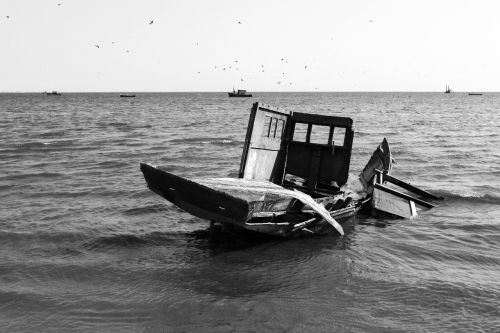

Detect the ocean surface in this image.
[0,92,499,332]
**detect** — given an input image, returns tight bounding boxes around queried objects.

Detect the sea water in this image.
[1,92,499,332]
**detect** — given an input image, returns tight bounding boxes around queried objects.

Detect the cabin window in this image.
[293,123,308,142]
[333,127,346,146]
[262,116,272,137]
[262,116,285,139]
[310,125,330,144]
[270,117,278,138]
[275,119,284,139]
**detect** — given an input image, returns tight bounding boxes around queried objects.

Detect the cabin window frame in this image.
[262,114,285,140]
[291,121,347,147]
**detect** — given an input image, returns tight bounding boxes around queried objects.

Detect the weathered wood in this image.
[374,183,436,208]
[375,170,443,200]
[360,138,392,189]
[372,187,417,218]
[141,164,344,235]
[239,102,290,183]
[292,112,353,128]
[292,217,319,232]
[328,126,334,145]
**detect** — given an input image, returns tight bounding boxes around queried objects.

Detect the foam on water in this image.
[1,92,500,332]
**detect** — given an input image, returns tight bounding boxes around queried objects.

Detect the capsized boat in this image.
[140,102,441,237]
[120,94,136,98]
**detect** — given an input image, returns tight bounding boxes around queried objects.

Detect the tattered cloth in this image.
[196,178,344,235]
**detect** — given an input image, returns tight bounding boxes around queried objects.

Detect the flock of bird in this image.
[192,23,311,87]
[4,9,318,87]
[90,17,311,87]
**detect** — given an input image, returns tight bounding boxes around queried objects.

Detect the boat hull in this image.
[140,163,250,224]
[140,163,350,237]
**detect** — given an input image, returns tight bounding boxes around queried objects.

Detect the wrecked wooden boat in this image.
[140,102,441,237]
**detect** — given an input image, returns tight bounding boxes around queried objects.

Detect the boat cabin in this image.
[239,103,353,197]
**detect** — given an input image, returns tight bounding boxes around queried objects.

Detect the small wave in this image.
[122,204,168,216]
[169,137,243,146]
[15,140,75,152]
[22,189,93,198]
[84,234,147,250]
[0,172,62,181]
[83,231,186,250]
[0,230,87,243]
[16,141,47,149]
[431,189,500,205]
[36,130,67,138]
[205,139,243,147]
[96,160,129,169]
[181,121,204,128]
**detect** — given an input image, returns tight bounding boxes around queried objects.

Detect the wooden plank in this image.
[378,171,444,200]
[292,112,353,128]
[372,187,417,218]
[374,183,436,208]
[239,103,258,178]
[239,102,290,182]
[328,126,334,145]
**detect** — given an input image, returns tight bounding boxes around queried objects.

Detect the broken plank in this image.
[374,183,436,208]
[372,187,417,218]
[376,171,443,200]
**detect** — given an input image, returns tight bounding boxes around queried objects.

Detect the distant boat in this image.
[468,93,483,96]
[46,91,61,96]
[120,94,136,98]
[228,88,252,97]
[444,85,451,94]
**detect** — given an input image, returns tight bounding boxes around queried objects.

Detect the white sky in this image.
[1,0,499,92]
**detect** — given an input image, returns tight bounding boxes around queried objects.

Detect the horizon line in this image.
[1,91,497,94]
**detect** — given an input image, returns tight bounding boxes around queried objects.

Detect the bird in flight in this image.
[95,45,100,48]
[238,21,242,24]
[150,20,154,25]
